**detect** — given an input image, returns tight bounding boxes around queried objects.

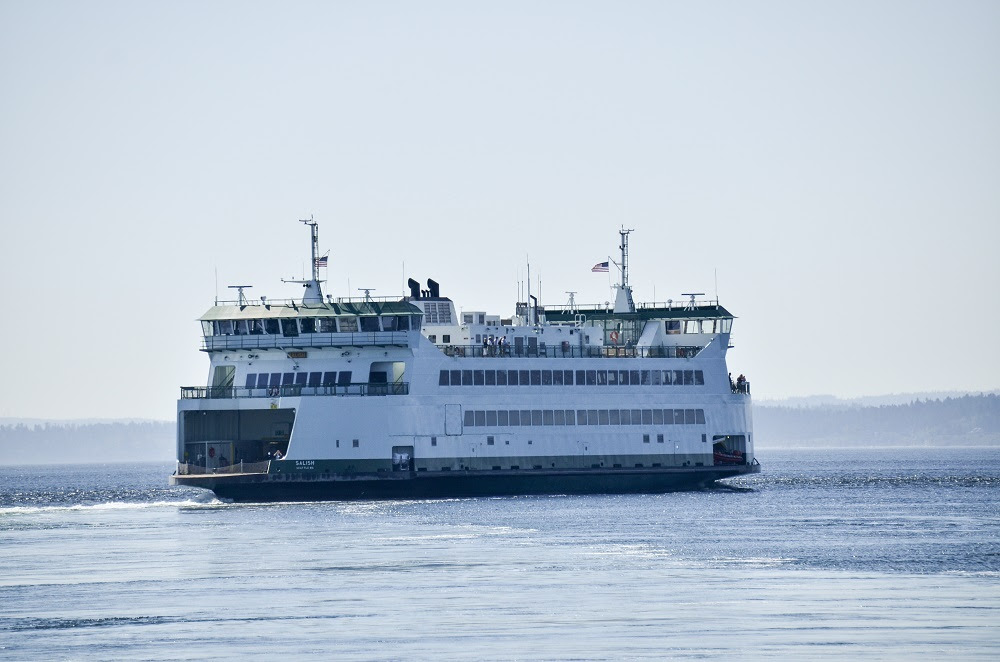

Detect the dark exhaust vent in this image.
[427,278,440,299]
[407,278,421,299]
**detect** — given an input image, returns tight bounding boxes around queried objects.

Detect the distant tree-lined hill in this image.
[0,421,174,464]
[755,394,1000,447]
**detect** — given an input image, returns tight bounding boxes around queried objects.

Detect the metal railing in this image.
[439,344,704,359]
[202,331,412,351]
[176,460,271,475]
[180,382,410,399]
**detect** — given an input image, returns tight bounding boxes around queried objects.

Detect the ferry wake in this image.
[170,221,759,501]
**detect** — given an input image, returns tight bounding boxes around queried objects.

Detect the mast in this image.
[283,216,325,304]
[619,227,633,289]
[613,227,636,314]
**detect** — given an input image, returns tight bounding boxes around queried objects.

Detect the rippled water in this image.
[2,448,999,659]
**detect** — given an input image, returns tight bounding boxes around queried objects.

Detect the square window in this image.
[609,409,621,425]
[554,410,565,425]
[519,370,530,385]
[685,409,696,424]
[619,370,630,385]
[542,370,553,385]
[496,370,508,386]
[450,370,461,385]
[308,372,322,387]
[509,410,520,426]
[521,410,532,426]
[564,370,574,385]
[607,370,618,386]
[485,370,496,386]
[621,409,631,425]
[630,370,640,385]
[431,437,437,446]
[507,370,519,385]
[498,410,509,426]
[674,409,685,425]
[631,409,642,425]
[651,370,661,386]
[657,434,664,444]
[588,409,599,425]
[323,372,337,387]
[642,409,653,425]
[684,370,694,385]
[486,410,497,426]
[641,370,650,385]
[596,371,608,385]
[653,409,663,425]
[576,370,586,385]
[565,409,576,425]
[673,370,684,384]
[695,370,704,385]
[696,409,706,424]
[338,371,352,386]
[586,370,597,385]
[294,372,307,386]
[462,370,473,385]
[552,370,563,386]
[598,410,609,425]
[530,370,541,385]
[442,334,451,343]
[474,370,485,385]
[352,439,359,448]
[643,434,650,444]
[531,410,543,426]
[439,370,449,386]
[577,410,588,425]
[257,374,270,388]
[283,372,295,385]
[487,436,495,445]
[543,410,554,425]
[475,410,486,426]
[464,410,475,426]
[245,374,256,388]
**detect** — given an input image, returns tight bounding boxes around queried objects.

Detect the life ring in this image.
[609,331,619,344]
[267,387,279,397]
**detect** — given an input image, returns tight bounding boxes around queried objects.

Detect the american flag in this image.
[315,255,329,268]
[591,261,609,273]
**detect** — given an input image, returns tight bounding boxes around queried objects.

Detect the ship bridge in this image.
[198,297,423,352]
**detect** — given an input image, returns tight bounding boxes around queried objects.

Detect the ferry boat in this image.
[170,220,759,501]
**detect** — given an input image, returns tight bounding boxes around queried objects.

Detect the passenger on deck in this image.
[273,449,283,460]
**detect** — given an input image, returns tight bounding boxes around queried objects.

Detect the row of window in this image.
[463,408,707,427]
[441,369,705,387]
[209,315,420,337]
[245,371,353,388]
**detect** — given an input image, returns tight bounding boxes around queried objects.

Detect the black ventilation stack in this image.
[427,278,440,299]
[407,278,421,299]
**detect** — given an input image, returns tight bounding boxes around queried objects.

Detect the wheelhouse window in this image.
[339,316,359,332]
[359,316,380,332]
[318,318,337,333]
[299,318,316,334]
[281,319,299,337]
[264,319,281,334]
[381,316,397,331]
[395,316,410,331]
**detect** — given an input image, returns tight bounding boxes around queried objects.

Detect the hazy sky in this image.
[2,1,998,420]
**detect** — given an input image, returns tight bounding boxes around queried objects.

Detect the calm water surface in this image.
[2,447,998,660]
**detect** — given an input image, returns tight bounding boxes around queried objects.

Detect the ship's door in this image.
[445,404,463,435]
[527,337,538,356]
[392,445,414,473]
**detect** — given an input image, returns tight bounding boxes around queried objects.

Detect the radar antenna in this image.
[228,285,252,307]
[681,292,705,311]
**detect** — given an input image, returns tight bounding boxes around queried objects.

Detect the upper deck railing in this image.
[180,382,410,399]
[202,331,412,351]
[439,344,704,359]
[211,294,408,308]
[542,298,722,314]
